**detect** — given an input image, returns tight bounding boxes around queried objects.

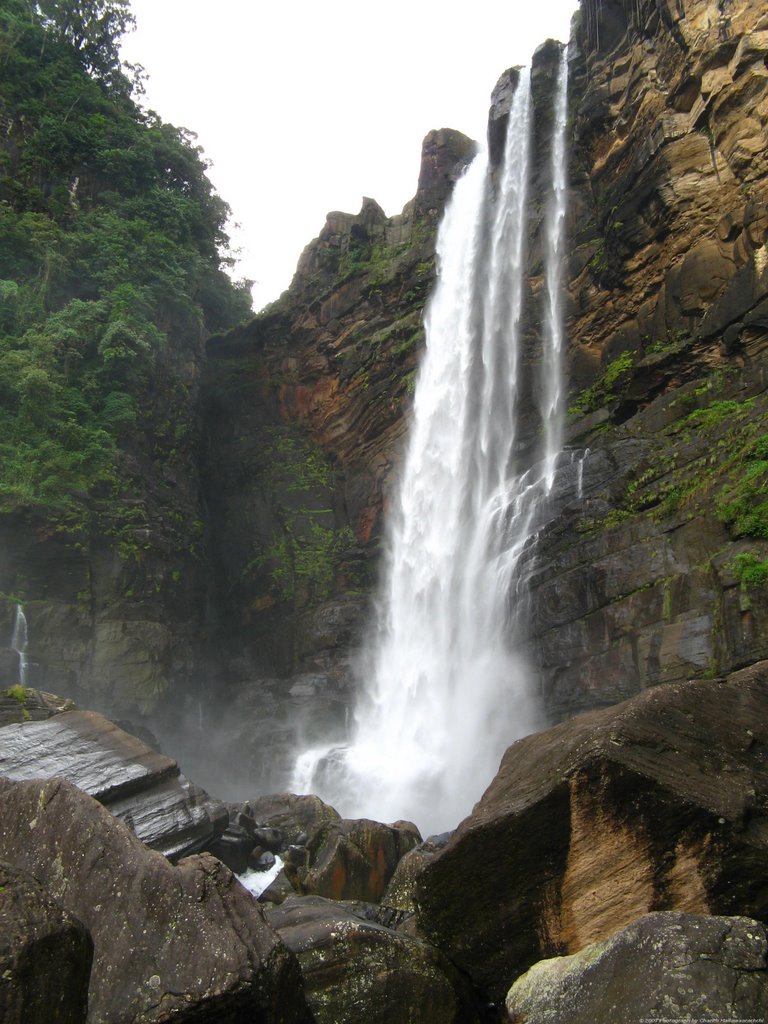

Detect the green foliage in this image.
[0,1,252,513]
[243,429,355,606]
[569,351,634,417]
[5,683,28,701]
[682,399,743,430]
[715,433,768,539]
[733,553,768,588]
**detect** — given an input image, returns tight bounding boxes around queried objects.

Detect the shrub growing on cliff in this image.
[569,351,634,418]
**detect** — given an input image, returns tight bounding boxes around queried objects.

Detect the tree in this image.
[35,0,134,86]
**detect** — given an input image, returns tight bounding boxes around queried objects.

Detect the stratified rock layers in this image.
[415,663,768,1003]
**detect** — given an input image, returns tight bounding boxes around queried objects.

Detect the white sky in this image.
[121,1,578,311]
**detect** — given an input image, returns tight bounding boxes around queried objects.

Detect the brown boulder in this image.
[291,817,420,902]
[0,776,310,1024]
[0,861,92,1024]
[266,894,481,1024]
[416,664,768,1003]
[505,912,768,1024]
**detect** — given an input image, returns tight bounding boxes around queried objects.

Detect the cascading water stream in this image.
[293,53,571,835]
[11,604,28,687]
[542,48,570,490]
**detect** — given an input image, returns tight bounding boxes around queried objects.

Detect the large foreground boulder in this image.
[0,861,92,1024]
[0,710,226,860]
[416,664,768,1002]
[266,894,481,1024]
[505,913,768,1023]
[0,776,310,1024]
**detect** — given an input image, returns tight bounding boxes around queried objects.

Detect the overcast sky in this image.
[121,1,578,310]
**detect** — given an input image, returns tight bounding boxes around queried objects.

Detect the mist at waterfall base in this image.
[292,53,571,838]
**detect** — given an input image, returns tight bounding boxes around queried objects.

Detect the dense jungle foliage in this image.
[0,0,251,513]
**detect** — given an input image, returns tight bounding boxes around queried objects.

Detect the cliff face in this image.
[200,0,768,760]
[198,130,474,786]
[530,0,768,720]
[3,0,767,779]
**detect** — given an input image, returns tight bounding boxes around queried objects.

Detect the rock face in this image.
[266,894,481,1024]
[528,0,768,720]
[0,710,226,861]
[4,0,766,795]
[415,663,768,1003]
[0,776,310,1024]
[0,861,92,1024]
[505,912,768,1024]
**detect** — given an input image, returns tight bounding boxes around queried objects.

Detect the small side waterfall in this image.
[294,52,571,835]
[11,605,29,687]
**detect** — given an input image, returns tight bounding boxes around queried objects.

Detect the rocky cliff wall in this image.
[3,0,766,784]
[186,0,768,790]
[529,0,768,721]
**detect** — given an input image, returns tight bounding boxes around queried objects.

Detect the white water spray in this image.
[11,604,28,687]
[294,56,570,835]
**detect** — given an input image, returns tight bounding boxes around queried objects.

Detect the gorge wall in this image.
[2,0,767,799]
[198,0,768,782]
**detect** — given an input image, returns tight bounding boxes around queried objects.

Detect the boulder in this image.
[0,776,310,1024]
[291,817,421,902]
[416,665,768,1003]
[246,792,342,846]
[0,710,226,860]
[505,912,768,1023]
[266,894,482,1024]
[0,861,92,1024]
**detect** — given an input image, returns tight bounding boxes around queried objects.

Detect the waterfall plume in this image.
[293,54,570,835]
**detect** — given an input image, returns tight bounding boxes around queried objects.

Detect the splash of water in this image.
[294,56,570,835]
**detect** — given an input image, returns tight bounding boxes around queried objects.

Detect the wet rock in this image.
[253,826,283,852]
[0,861,92,1024]
[0,685,76,726]
[0,776,310,1024]
[258,870,296,906]
[416,664,768,1003]
[505,913,768,1024]
[266,894,482,1024]
[0,710,226,861]
[293,817,421,903]
[255,850,277,872]
[208,825,256,874]
[247,792,342,846]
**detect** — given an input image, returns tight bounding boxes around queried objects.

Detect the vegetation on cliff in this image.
[0,0,250,514]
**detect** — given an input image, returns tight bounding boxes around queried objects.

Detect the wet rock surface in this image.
[0,776,310,1024]
[288,816,421,903]
[266,894,481,1024]
[416,663,768,1003]
[0,710,227,861]
[0,861,92,1024]
[505,912,768,1024]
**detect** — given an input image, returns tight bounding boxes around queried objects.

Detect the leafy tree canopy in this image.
[0,0,253,515]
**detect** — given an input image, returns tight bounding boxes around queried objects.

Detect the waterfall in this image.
[542,48,569,489]
[293,54,570,836]
[11,605,28,687]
